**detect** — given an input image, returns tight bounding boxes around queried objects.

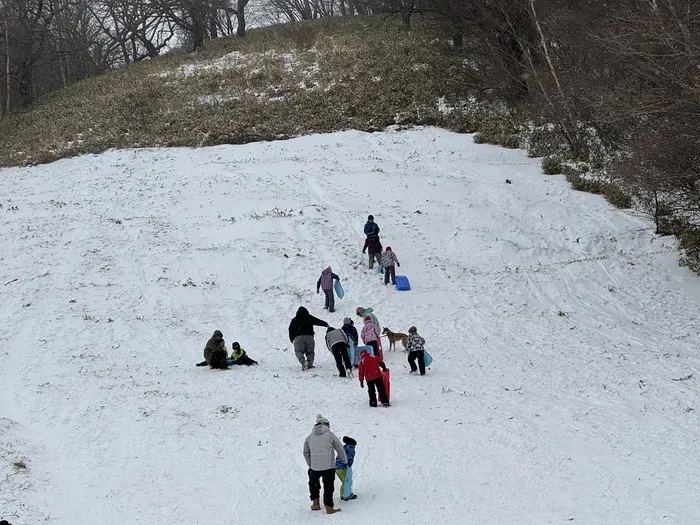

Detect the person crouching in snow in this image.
[361,316,381,358]
[325,326,353,377]
[358,349,390,407]
[362,234,382,270]
[228,341,258,366]
[336,436,357,501]
[406,326,426,375]
[381,246,400,286]
[303,414,347,514]
[198,330,228,369]
[316,266,340,313]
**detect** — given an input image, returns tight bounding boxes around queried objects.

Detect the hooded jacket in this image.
[341,322,359,346]
[325,328,349,351]
[335,439,357,470]
[288,307,328,343]
[358,349,386,382]
[203,330,227,365]
[361,318,380,344]
[317,267,340,292]
[364,221,380,236]
[303,420,348,471]
[381,250,399,267]
[362,235,382,254]
[407,332,426,352]
[356,307,380,330]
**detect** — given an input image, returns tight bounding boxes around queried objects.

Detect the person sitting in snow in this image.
[228,341,258,366]
[381,246,400,286]
[336,436,358,501]
[358,349,390,407]
[197,330,228,369]
[316,266,341,313]
[364,214,380,237]
[361,316,381,358]
[362,233,382,270]
[406,326,426,375]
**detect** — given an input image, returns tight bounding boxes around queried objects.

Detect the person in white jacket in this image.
[303,414,348,514]
[325,327,352,377]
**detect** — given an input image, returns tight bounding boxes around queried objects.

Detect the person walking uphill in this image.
[407,326,427,375]
[316,267,341,313]
[361,316,381,358]
[381,246,400,286]
[325,327,353,378]
[289,307,329,371]
[362,234,382,270]
[303,414,347,514]
[364,215,380,237]
[358,349,390,407]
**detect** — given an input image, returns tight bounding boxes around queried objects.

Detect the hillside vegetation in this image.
[0,18,480,167]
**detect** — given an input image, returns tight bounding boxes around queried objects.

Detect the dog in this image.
[382,327,408,352]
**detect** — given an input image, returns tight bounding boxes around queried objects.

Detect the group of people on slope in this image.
[362,215,401,285]
[303,414,358,514]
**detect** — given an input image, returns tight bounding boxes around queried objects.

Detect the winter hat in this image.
[232,342,240,349]
[355,307,364,315]
[213,330,223,338]
[386,246,392,251]
[364,316,372,322]
[368,215,374,221]
[343,317,352,325]
[360,349,369,358]
[325,266,332,272]
[343,436,357,446]
[315,413,330,426]
[408,326,417,333]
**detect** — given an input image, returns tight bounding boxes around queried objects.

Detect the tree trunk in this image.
[3,3,10,116]
[18,61,34,108]
[236,0,248,37]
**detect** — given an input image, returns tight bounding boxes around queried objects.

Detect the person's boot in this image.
[325,505,341,514]
[310,499,321,511]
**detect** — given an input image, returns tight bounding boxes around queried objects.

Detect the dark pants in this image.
[408,350,425,374]
[308,468,336,507]
[367,376,389,407]
[366,340,379,356]
[368,251,381,269]
[384,265,396,285]
[323,289,335,312]
[332,343,351,377]
[229,355,258,366]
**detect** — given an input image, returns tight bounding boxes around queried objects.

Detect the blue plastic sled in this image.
[353,345,372,366]
[334,280,345,299]
[395,275,411,291]
[344,466,353,498]
[423,350,433,367]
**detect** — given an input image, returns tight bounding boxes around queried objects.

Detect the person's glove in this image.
[362,249,366,254]
[316,289,320,294]
[397,263,401,267]
[360,382,364,388]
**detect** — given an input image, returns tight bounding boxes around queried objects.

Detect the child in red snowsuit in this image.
[358,349,390,407]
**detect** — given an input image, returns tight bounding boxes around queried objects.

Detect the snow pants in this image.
[384,264,396,285]
[323,289,335,312]
[366,340,379,357]
[308,468,336,507]
[336,468,351,497]
[408,350,425,375]
[294,335,315,368]
[368,251,381,269]
[331,342,352,377]
[367,377,389,407]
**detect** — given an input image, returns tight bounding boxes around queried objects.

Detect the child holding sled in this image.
[358,349,390,407]
[406,326,426,375]
[316,266,341,313]
[336,436,358,501]
[381,246,400,286]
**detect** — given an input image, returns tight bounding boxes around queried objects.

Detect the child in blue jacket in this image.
[335,436,357,501]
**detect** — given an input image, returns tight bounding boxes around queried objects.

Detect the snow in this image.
[1,127,700,525]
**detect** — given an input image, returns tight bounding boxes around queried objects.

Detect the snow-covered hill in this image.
[2,128,699,525]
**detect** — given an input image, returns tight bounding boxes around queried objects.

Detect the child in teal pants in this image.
[335,436,357,501]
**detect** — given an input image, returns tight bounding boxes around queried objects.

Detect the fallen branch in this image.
[672,374,693,382]
[4,278,18,285]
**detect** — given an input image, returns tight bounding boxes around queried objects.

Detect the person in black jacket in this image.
[289,306,329,371]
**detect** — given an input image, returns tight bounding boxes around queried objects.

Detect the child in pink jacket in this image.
[361,316,381,358]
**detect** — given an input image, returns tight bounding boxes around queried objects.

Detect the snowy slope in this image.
[1,128,700,525]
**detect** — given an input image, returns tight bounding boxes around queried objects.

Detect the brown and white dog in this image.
[382,327,408,352]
